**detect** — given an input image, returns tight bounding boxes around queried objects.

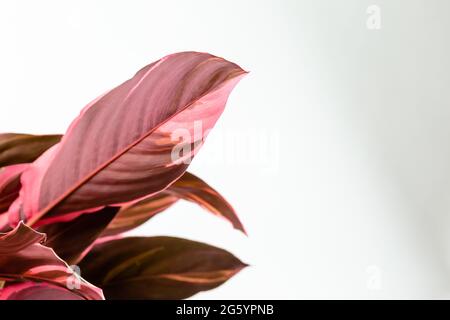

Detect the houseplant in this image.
[0,51,247,300]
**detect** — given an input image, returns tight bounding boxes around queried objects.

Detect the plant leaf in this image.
[0,134,61,167]
[0,281,84,300]
[38,207,119,265]
[0,164,29,230]
[166,172,246,233]
[0,134,61,227]
[79,236,247,299]
[0,164,28,212]
[9,52,246,228]
[102,193,178,237]
[0,222,104,300]
[103,172,245,236]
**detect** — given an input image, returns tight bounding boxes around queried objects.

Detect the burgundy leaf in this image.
[0,164,28,230]
[79,236,247,299]
[0,281,84,300]
[39,207,119,265]
[8,52,246,228]
[102,193,178,237]
[0,220,44,255]
[0,222,104,300]
[0,134,61,167]
[103,172,245,236]
[167,172,245,233]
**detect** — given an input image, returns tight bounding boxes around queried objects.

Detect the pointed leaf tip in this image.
[9,52,246,228]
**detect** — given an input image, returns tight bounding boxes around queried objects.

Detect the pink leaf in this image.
[0,281,84,300]
[0,222,104,300]
[9,52,246,228]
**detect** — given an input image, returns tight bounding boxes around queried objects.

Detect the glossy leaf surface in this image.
[79,236,247,299]
[9,52,246,228]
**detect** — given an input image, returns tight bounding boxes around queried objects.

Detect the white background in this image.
[1,0,450,299]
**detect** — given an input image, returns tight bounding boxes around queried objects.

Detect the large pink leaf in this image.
[0,222,104,300]
[9,52,246,227]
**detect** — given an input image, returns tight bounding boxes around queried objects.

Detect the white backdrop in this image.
[1,0,450,299]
